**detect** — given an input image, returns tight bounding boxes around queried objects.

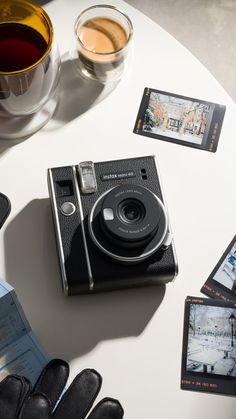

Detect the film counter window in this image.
[181,297,236,396]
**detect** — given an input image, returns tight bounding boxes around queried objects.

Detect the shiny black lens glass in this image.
[119,199,145,224]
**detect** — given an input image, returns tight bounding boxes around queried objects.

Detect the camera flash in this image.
[77,161,97,194]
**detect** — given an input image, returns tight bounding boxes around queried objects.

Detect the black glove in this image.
[0,359,124,419]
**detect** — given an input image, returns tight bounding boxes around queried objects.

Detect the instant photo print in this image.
[201,235,236,302]
[134,88,226,152]
[181,296,236,396]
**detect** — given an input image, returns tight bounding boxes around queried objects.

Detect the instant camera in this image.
[48,156,178,295]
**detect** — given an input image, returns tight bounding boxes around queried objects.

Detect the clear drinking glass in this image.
[0,0,61,139]
[74,5,133,83]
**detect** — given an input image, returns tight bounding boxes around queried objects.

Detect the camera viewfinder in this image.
[56,180,74,197]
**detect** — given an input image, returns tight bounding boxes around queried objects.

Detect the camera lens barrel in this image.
[89,184,169,263]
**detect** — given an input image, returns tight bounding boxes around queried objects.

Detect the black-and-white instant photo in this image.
[201,236,236,302]
[181,296,236,395]
[134,88,226,152]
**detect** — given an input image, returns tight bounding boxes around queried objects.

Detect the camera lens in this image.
[119,199,145,224]
[88,184,169,263]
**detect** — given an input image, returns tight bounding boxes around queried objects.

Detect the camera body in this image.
[48,156,178,295]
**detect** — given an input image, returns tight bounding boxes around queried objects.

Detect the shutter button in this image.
[60,202,76,216]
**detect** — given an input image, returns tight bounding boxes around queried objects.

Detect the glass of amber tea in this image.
[0,0,61,139]
[74,5,133,83]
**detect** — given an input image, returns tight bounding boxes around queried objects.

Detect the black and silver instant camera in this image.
[48,156,178,295]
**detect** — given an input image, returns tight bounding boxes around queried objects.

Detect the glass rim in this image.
[0,0,54,75]
[74,4,133,56]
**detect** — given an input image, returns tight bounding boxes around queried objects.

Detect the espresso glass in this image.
[0,0,61,139]
[74,5,133,83]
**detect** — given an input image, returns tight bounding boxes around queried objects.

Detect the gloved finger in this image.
[33,359,69,411]
[53,369,102,419]
[19,393,51,419]
[0,375,31,419]
[87,398,124,419]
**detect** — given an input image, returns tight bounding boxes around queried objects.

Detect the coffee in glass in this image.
[74,5,133,83]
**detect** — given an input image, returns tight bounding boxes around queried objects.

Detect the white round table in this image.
[0,0,236,418]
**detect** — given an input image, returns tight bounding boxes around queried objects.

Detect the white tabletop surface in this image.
[1,0,236,418]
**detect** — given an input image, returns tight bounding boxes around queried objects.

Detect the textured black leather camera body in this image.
[48,156,178,295]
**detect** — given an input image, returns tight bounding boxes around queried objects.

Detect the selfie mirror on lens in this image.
[48,156,178,295]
